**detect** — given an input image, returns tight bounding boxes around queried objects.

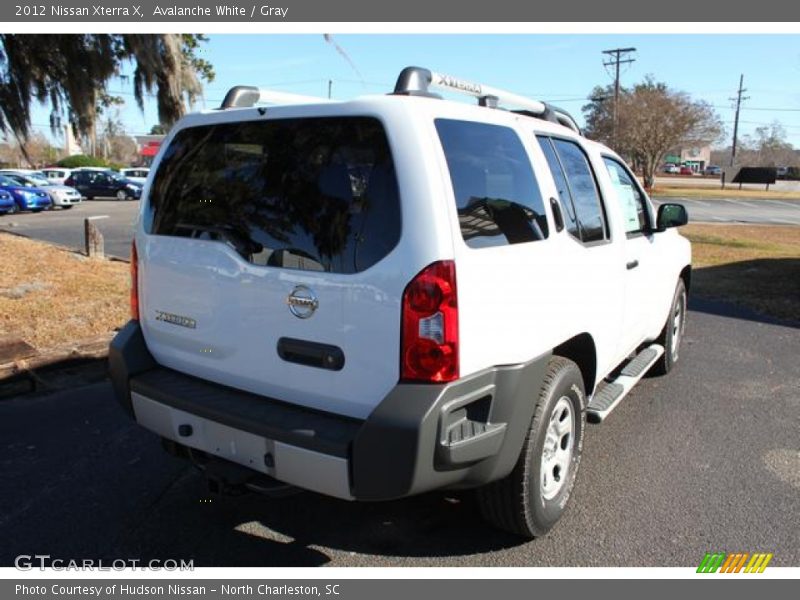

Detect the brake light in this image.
[130,241,139,320]
[401,260,459,382]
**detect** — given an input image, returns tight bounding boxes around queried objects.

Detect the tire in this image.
[477,356,586,538]
[116,190,127,201]
[7,202,18,215]
[651,279,687,376]
[61,205,73,210]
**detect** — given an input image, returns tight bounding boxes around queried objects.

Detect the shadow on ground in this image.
[690,258,799,328]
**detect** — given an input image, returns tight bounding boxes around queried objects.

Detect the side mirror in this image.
[656,203,688,230]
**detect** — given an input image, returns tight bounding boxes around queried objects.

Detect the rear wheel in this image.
[116,190,128,201]
[652,279,687,376]
[476,356,585,538]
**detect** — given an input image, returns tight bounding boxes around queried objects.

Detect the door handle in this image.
[626,259,639,270]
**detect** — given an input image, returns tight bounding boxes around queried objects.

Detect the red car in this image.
[679,166,695,176]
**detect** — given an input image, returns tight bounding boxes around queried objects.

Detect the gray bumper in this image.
[109,320,550,501]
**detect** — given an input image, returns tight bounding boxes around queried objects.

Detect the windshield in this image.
[0,175,21,186]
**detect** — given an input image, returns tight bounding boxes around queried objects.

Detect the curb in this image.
[0,333,114,399]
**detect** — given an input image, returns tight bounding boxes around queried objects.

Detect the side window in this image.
[537,135,579,238]
[435,119,548,249]
[602,157,650,235]
[551,138,607,243]
[536,135,608,244]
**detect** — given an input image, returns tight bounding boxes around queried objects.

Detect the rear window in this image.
[149,117,401,274]
[435,119,548,249]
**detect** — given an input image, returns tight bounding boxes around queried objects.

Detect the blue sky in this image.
[30,34,800,147]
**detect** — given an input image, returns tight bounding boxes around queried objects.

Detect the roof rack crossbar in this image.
[393,66,581,135]
[220,86,329,109]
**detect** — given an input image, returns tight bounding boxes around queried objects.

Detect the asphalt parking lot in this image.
[1,304,798,567]
[1,197,799,260]
[1,200,139,259]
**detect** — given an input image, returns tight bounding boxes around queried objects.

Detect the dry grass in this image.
[684,224,800,321]
[652,186,800,200]
[0,233,128,350]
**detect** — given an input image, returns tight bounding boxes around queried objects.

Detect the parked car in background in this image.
[704,165,722,176]
[65,170,143,200]
[119,167,150,184]
[0,170,82,209]
[40,168,73,185]
[679,165,695,176]
[662,164,680,174]
[0,175,52,212]
[0,190,15,214]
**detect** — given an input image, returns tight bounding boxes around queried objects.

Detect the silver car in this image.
[0,171,82,209]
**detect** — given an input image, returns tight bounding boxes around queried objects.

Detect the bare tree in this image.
[584,78,723,188]
[742,121,797,167]
[0,132,62,167]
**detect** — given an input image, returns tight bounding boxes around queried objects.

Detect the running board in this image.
[587,344,664,423]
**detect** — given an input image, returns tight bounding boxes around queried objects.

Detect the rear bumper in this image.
[109,320,550,501]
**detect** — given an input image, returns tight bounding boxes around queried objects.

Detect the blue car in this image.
[0,190,14,214]
[0,174,52,213]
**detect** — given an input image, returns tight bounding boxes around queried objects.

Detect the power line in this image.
[712,104,800,112]
[602,47,636,150]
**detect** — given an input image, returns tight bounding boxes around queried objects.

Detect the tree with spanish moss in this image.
[0,34,214,156]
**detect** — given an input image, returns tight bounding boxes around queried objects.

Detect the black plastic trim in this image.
[129,367,362,458]
[108,320,157,416]
[351,351,552,500]
[277,337,345,371]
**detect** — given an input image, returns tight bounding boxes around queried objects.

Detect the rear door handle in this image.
[626,260,639,270]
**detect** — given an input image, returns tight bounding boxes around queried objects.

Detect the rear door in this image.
[139,116,404,419]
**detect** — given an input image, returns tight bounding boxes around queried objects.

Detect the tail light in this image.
[401,260,459,382]
[130,241,139,320]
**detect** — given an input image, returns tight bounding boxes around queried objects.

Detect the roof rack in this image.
[393,66,582,135]
[220,86,329,109]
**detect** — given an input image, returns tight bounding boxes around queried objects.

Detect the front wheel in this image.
[116,190,127,201]
[651,279,687,376]
[476,356,586,538]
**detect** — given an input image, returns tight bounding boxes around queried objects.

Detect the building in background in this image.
[664,145,712,172]
[133,135,165,166]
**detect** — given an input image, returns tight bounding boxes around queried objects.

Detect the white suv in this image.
[110,67,691,537]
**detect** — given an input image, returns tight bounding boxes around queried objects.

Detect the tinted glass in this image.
[602,157,649,234]
[150,117,401,274]
[436,119,548,248]
[537,135,580,238]
[551,138,607,243]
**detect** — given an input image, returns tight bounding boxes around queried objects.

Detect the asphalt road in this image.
[653,197,800,226]
[1,197,799,261]
[1,306,798,567]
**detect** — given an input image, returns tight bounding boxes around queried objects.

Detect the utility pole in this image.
[328,79,333,100]
[729,74,749,167]
[602,47,636,149]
